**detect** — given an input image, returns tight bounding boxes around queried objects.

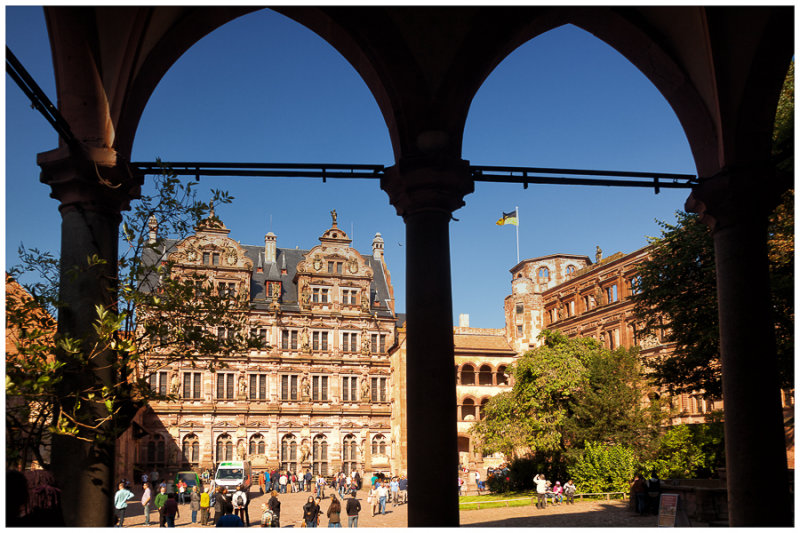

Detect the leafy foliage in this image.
[564,345,670,457]
[568,441,639,493]
[642,422,724,480]
[6,163,253,467]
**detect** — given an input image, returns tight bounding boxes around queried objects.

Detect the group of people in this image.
[630,473,661,515]
[302,491,362,528]
[254,469,364,497]
[533,475,578,508]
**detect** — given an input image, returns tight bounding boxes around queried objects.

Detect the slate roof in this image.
[141,238,395,319]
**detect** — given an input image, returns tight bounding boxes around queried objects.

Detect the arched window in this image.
[342,434,358,475]
[462,398,476,420]
[371,434,387,456]
[249,433,266,456]
[182,433,200,465]
[565,264,576,276]
[478,365,493,385]
[538,267,550,280]
[461,364,475,385]
[480,398,490,420]
[216,433,233,463]
[312,434,328,476]
[280,434,298,473]
[497,365,509,385]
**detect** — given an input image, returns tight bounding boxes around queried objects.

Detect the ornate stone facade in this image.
[116,212,397,482]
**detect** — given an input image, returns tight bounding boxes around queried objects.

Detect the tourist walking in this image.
[113,482,134,527]
[154,485,169,527]
[162,493,179,527]
[630,475,648,516]
[141,482,153,526]
[303,496,320,527]
[376,481,389,515]
[232,485,250,526]
[346,491,361,528]
[390,478,399,506]
[327,495,342,527]
[268,490,281,527]
[189,486,201,524]
[200,486,211,525]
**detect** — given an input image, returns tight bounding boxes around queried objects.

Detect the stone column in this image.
[382,155,473,527]
[38,145,142,527]
[686,166,791,526]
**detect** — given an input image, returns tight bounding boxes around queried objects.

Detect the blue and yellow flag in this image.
[496,210,518,226]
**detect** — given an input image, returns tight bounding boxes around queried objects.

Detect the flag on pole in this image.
[496,210,518,226]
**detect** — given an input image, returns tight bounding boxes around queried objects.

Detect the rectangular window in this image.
[342,332,358,352]
[249,374,268,400]
[370,333,387,354]
[516,325,523,336]
[371,376,388,403]
[568,300,575,317]
[202,252,210,265]
[342,376,359,402]
[218,282,236,298]
[312,375,329,402]
[605,284,619,303]
[281,375,299,401]
[212,253,220,266]
[312,287,329,303]
[281,329,298,350]
[216,373,235,400]
[183,372,202,399]
[312,331,329,351]
[149,371,168,396]
[342,289,358,305]
[515,303,524,314]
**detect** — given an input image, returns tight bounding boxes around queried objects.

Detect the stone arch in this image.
[478,364,493,385]
[460,364,476,385]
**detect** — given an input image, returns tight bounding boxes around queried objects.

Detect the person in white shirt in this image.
[279,473,288,494]
[376,482,389,515]
[232,485,250,526]
[534,474,549,509]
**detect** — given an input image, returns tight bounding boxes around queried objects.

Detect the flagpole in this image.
[515,206,520,264]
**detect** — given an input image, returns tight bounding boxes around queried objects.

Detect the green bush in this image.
[568,441,638,493]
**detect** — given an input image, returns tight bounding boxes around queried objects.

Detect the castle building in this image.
[116,211,398,482]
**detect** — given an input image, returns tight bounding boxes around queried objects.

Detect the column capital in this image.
[685,162,789,231]
[38,145,143,221]
[381,156,474,219]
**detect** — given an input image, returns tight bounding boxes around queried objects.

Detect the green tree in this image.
[632,63,794,399]
[471,330,589,457]
[644,423,719,480]
[6,164,254,470]
[564,345,670,457]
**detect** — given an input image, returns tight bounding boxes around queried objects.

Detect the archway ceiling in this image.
[46,6,792,177]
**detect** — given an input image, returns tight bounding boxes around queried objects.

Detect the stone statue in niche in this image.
[300,443,311,463]
[301,375,311,400]
[301,284,311,308]
[361,328,371,354]
[300,326,310,352]
[238,375,247,399]
[361,376,371,402]
[361,292,371,313]
[170,373,180,395]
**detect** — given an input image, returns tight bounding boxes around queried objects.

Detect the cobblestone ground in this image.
[119,487,657,528]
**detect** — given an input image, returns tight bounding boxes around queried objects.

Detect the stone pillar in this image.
[686,166,791,526]
[382,156,473,527]
[38,145,142,527]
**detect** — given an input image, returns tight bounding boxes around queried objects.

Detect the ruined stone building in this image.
[116,211,398,481]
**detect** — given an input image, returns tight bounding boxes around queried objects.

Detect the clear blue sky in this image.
[5,7,696,329]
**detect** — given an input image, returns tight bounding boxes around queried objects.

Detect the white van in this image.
[214,460,252,494]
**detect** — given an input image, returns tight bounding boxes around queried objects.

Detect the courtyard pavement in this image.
[118,486,658,528]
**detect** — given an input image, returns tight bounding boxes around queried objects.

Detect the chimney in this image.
[459,313,469,328]
[372,232,385,261]
[265,232,276,263]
